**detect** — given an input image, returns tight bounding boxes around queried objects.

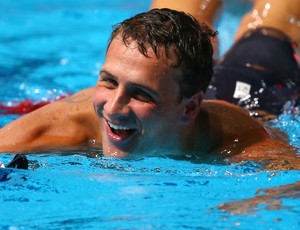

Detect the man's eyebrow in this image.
[99,70,115,79]
[99,70,161,100]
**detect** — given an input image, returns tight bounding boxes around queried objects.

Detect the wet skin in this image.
[94,36,190,158]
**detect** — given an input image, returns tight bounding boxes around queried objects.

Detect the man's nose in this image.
[105,88,130,116]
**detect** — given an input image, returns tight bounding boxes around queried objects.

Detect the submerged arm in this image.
[0,88,101,153]
[218,181,300,214]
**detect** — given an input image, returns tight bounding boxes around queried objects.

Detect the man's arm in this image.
[0,87,101,153]
[218,181,300,214]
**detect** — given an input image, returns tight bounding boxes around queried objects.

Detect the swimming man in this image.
[0,7,299,169]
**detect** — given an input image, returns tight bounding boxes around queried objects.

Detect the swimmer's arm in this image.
[218,180,300,214]
[0,87,101,153]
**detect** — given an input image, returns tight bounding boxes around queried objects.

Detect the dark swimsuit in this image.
[205,27,300,115]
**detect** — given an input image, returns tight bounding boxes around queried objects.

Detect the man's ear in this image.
[182,91,204,123]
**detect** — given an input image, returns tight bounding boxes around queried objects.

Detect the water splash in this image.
[271,100,300,149]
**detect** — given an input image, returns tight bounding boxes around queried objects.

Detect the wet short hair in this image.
[107,8,217,99]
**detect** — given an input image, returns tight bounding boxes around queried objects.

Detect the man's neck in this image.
[180,108,220,155]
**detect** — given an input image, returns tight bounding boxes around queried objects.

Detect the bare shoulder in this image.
[201,100,268,140]
[0,87,100,153]
[200,100,297,167]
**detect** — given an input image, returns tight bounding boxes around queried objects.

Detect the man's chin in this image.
[103,149,129,158]
[102,146,170,159]
[102,144,151,159]
[101,143,130,158]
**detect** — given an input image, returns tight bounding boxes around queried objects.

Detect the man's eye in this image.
[133,90,154,103]
[98,77,117,88]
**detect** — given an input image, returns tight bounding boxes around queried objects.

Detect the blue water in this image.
[0,0,300,229]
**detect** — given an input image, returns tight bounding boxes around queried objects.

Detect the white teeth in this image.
[108,121,131,130]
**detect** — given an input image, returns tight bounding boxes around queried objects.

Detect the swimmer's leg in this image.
[150,0,222,58]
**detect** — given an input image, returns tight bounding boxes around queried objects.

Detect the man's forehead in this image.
[106,38,158,70]
[103,37,182,92]
[108,36,179,67]
[108,36,154,58]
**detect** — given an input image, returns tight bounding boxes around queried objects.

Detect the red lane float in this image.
[0,95,69,115]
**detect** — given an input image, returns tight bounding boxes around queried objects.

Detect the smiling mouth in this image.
[107,121,136,139]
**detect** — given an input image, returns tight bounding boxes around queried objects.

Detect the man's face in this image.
[94,37,186,158]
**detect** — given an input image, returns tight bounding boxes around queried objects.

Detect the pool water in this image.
[0,0,300,229]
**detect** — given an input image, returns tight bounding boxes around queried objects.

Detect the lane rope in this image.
[0,95,69,115]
